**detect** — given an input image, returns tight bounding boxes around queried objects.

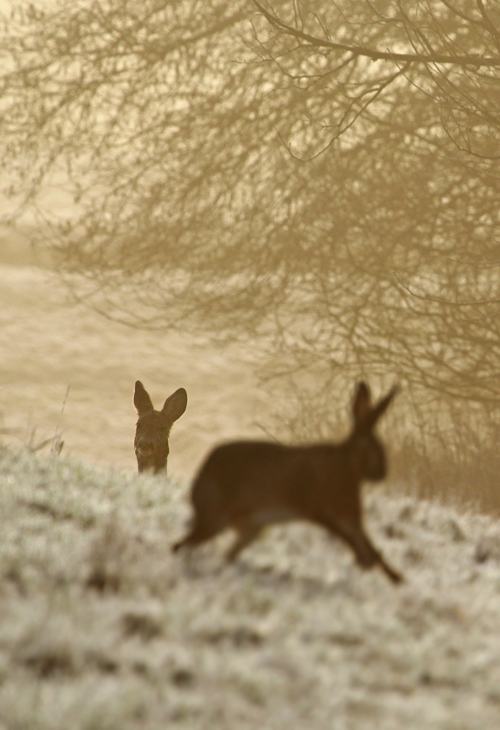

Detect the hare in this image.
[134,380,187,474]
[172,381,402,583]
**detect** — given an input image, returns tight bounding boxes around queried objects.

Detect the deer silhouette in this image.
[133,380,187,474]
[173,381,401,583]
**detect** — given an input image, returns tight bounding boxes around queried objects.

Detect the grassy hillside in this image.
[1,448,500,729]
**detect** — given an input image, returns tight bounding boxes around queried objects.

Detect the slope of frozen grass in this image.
[1,447,500,729]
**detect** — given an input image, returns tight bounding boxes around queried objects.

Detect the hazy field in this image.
[1,447,500,729]
[0,231,271,480]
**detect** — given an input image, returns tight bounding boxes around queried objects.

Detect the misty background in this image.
[1,0,500,510]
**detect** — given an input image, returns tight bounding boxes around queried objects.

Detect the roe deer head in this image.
[134,380,187,474]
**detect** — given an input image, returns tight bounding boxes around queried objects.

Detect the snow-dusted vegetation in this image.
[1,447,500,729]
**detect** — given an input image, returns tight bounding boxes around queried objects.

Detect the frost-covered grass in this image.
[1,448,500,730]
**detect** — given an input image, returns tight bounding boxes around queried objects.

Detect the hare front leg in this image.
[322,514,403,584]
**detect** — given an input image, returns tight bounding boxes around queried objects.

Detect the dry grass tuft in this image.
[390,431,500,516]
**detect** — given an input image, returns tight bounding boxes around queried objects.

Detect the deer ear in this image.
[134,381,154,415]
[352,381,372,426]
[162,388,187,423]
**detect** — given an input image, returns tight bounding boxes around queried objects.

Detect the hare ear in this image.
[371,386,399,425]
[162,388,187,423]
[352,382,372,427]
[134,381,154,416]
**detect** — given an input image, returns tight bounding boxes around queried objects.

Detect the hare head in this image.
[347,381,398,482]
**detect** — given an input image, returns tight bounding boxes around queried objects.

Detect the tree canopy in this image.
[2,0,500,442]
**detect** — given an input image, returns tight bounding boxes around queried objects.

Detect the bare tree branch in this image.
[252,0,500,67]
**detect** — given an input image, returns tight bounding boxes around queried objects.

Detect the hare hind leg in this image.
[225,523,262,563]
[172,475,229,554]
[172,517,225,553]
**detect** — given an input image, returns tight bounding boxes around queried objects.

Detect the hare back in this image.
[190,440,360,524]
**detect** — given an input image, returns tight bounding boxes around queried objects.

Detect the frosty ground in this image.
[1,447,500,730]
